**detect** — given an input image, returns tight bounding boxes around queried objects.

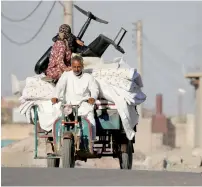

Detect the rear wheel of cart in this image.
[46,139,60,168]
[119,140,133,170]
[47,157,60,167]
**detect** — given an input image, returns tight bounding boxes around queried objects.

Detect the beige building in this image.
[185,72,202,148]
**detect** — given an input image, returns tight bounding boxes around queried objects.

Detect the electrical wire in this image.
[1,1,42,22]
[58,1,65,8]
[1,1,56,46]
[142,33,183,67]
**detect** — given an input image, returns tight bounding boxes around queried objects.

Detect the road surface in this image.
[2,168,202,186]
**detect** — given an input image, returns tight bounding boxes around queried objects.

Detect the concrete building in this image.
[185,72,202,148]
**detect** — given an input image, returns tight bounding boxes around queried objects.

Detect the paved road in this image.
[2,168,202,186]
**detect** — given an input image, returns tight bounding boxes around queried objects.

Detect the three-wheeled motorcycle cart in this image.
[33,100,135,170]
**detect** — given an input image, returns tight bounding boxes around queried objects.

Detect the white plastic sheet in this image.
[97,79,139,140]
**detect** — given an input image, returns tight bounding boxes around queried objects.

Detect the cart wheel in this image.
[62,139,75,168]
[119,141,133,170]
[47,158,60,168]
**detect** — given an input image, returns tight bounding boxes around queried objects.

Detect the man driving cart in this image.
[51,55,99,142]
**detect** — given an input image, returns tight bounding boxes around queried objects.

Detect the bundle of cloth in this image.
[15,73,61,132]
[91,66,146,140]
[14,56,146,140]
[92,68,146,105]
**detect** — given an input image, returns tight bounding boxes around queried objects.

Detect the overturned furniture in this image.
[34,5,127,75]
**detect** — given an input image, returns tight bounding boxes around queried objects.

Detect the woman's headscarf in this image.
[58,24,75,51]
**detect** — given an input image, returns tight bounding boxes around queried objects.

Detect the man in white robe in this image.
[51,55,99,140]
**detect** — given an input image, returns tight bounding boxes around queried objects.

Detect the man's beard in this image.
[73,71,82,76]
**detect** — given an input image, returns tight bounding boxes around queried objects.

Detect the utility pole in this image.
[178,92,182,122]
[178,88,186,123]
[63,1,73,30]
[136,20,143,118]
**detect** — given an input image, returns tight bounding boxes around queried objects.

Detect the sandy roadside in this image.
[1,135,120,168]
[1,124,33,140]
[2,135,202,172]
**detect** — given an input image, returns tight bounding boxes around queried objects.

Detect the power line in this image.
[142,32,189,88]
[1,1,56,46]
[1,1,42,22]
[142,32,183,66]
[142,32,188,82]
[58,1,65,8]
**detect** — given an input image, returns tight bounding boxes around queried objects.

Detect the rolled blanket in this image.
[92,68,142,83]
[21,75,55,100]
[94,75,138,92]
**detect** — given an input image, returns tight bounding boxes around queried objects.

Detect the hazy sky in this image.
[1,1,202,115]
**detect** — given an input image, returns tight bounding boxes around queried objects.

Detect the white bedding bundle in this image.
[21,74,54,100]
[90,66,146,140]
[92,67,146,106]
